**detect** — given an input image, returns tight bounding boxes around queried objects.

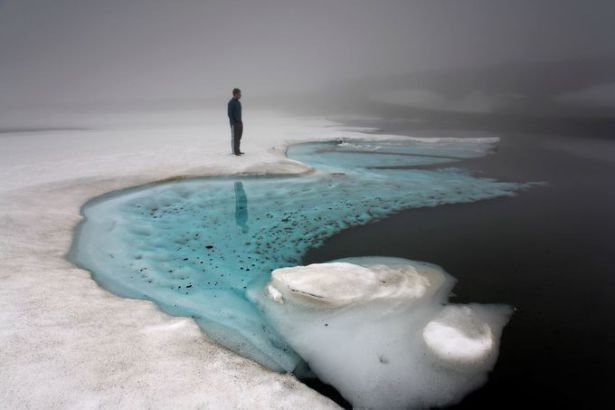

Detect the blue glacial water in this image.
[70,138,530,371]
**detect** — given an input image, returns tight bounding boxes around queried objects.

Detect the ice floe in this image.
[250,257,512,409]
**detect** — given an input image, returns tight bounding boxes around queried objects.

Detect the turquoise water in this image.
[70,138,529,371]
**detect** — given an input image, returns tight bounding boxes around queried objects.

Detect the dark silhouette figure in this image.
[234,181,249,233]
[228,88,244,156]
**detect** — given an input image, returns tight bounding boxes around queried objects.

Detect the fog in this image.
[1,0,615,111]
[2,2,615,409]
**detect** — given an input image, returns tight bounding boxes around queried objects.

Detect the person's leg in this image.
[230,125,235,154]
[234,123,243,154]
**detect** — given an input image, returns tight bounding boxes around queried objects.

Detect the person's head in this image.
[232,88,241,99]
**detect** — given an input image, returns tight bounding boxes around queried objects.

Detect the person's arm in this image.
[228,101,237,124]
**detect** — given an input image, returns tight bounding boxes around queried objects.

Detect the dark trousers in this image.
[231,122,243,154]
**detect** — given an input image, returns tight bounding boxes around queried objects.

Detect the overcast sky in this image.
[1,0,614,107]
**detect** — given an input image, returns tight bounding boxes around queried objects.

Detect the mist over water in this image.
[1,0,615,114]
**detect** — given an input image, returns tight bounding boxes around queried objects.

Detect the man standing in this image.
[228,88,244,156]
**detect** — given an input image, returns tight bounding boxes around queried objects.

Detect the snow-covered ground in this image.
[1,108,410,409]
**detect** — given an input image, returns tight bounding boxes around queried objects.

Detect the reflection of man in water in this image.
[234,181,249,233]
[228,88,244,156]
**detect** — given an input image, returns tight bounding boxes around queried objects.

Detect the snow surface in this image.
[1,108,381,409]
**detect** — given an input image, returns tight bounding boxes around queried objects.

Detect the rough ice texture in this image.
[0,109,359,409]
[268,261,442,305]
[423,305,497,366]
[250,258,512,410]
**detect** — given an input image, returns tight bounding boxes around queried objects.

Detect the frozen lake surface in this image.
[70,137,531,408]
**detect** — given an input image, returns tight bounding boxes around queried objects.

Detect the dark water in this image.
[304,124,615,408]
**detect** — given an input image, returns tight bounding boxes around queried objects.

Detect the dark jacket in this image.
[227,98,242,125]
